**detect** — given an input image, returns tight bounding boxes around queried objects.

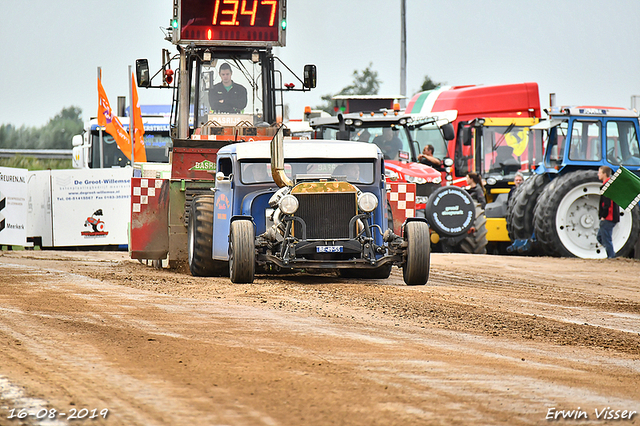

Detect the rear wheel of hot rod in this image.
[229,219,256,283]
[403,221,430,286]
[188,196,228,277]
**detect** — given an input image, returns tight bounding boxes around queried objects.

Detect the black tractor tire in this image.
[402,221,430,285]
[533,170,640,258]
[459,203,489,254]
[506,173,549,241]
[505,182,525,241]
[338,264,393,279]
[424,186,475,238]
[188,196,228,277]
[531,176,562,256]
[229,219,256,283]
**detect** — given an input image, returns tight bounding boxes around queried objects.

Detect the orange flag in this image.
[97,77,134,161]
[131,72,147,162]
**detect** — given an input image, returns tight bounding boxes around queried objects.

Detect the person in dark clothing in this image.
[417,144,442,169]
[209,63,248,114]
[372,128,402,160]
[597,166,620,258]
[465,172,486,209]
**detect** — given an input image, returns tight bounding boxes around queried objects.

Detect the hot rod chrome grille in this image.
[294,192,356,240]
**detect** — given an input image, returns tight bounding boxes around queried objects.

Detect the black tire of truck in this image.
[533,169,640,258]
[188,196,228,277]
[229,219,256,283]
[505,181,525,241]
[402,221,431,286]
[506,173,549,241]
[459,203,489,254]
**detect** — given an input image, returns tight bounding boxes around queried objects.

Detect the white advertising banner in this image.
[27,170,53,247]
[50,168,132,247]
[0,167,28,246]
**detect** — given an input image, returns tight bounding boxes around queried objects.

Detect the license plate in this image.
[316,245,343,253]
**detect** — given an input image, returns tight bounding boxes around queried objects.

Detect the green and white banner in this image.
[600,166,640,211]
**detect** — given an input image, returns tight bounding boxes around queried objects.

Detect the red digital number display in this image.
[179,0,284,45]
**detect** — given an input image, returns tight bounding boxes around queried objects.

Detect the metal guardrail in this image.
[0,149,73,159]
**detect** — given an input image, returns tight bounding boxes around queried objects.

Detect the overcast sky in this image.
[3,0,640,128]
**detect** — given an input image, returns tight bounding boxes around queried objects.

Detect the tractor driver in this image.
[209,63,248,114]
[373,128,403,160]
[417,144,442,170]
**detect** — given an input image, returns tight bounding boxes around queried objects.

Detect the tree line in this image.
[0,106,83,150]
[314,64,444,114]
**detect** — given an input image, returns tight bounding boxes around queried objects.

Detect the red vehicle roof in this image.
[407,82,541,120]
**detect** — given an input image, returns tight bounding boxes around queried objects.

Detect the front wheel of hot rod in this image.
[229,219,256,283]
[402,221,430,285]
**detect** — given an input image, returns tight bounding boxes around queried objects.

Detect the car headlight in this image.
[358,192,378,212]
[385,169,400,181]
[279,194,299,214]
[433,176,442,184]
[486,177,497,186]
[405,175,427,184]
[443,157,454,167]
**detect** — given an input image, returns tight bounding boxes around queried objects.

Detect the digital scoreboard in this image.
[174,0,286,46]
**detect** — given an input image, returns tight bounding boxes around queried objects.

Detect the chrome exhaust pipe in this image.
[270,125,293,188]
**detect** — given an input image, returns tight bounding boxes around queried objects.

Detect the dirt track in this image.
[0,250,639,425]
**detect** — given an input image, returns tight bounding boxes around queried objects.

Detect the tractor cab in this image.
[534,107,640,173]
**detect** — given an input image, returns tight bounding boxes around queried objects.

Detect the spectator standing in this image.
[465,172,486,209]
[597,166,620,258]
[508,171,525,201]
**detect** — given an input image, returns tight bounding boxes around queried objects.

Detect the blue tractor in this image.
[506,107,640,258]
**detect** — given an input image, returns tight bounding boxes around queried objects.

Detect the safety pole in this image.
[400,0,407,109]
